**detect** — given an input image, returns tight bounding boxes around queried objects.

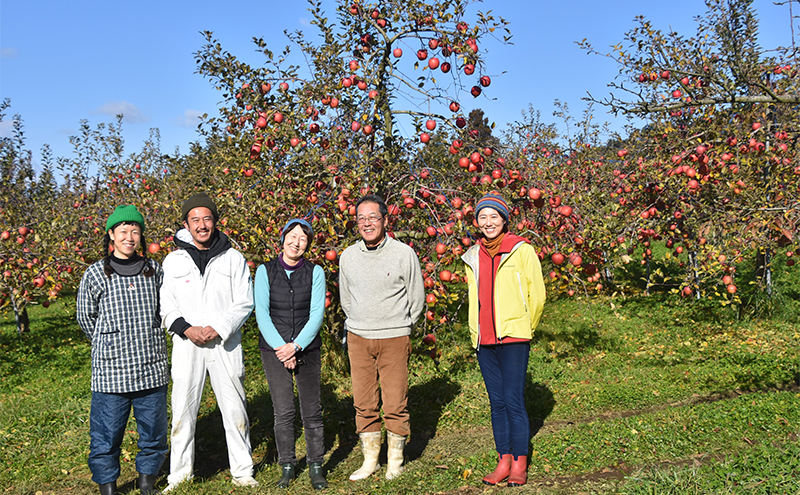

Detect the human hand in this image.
[184,326,209,346]
[283,356,297,370]
[202,326,220,342]
[275,342,297,362]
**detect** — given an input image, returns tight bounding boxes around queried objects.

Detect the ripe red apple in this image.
[440,62,451,73]
[479,75,491,87]
[0,231,9,241]
[417,49,428,60]
[439,270,452,282]
[349,59,359,70]
[471,86,482,97]
[435,243,447,254]
[420,133,430,144]
[464,64,475,75]
[672,89,682,98]
[428,57,440,70]
[325,250,338,261]
[726,284,737,294]
[425,120,436,131]
[362,125,373,135]
[560,206,573,217]
[273,112,284,123]
[551,253,565,265]
[148,243,161,254]
[351,121,361,132]
[422,333,436,345]
[18,227,29,237]
[449,101,460,112]
[279,82,289,91]
[33,277,45,288]
[426,293,437,306]
[455,117,466,128]
[392,47,403,58]
[244,168,255,177]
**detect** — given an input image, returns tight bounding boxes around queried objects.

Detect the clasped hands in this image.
[185,326,220,346]
[275,342,299,370]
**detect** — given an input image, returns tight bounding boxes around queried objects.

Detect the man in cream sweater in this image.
[339,194,425,481]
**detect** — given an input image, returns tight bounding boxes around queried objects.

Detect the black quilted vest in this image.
[258,258,321,352]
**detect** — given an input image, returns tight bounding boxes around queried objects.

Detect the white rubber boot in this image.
[349,431,382,481]
[385,431,407,480]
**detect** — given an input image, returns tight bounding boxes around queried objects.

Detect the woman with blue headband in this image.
[254,218,328,490]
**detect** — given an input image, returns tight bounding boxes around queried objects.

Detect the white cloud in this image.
[175,109,204,128]
[1,47,18,59]
[299,17,311,26]
[92,101,148,123]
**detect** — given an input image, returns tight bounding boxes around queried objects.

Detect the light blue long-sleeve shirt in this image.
[254,262,326,350]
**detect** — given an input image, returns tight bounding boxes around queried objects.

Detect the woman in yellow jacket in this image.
[461,192,546,487]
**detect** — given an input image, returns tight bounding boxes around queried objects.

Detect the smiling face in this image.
[356,201,388,248]
[109,222,142,259]
[477,208,506,240]
[282,224,309,265]
[184,207,216,249]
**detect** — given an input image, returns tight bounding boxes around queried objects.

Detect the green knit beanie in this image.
[106,205,145,232]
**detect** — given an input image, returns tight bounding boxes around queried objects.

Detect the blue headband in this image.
[280,218,314,244]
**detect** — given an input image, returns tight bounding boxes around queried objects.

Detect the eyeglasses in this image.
[356,215,383,225]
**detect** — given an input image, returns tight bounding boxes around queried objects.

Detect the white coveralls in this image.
[160,231,255,485]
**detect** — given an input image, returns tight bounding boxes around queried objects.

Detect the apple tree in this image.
[576,0,799,307]
[187,0,513,359]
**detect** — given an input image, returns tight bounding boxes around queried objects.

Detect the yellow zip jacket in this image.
[461,239,546,349]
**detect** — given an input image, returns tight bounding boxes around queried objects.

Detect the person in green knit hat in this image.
[77,205,167,495]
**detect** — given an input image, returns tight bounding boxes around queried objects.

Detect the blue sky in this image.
[0,0,793,166]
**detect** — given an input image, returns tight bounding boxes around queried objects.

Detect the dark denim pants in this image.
[88,385,168,484]
[476,342,530,458]
[260,348,325,465]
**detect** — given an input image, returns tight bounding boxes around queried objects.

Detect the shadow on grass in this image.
[0,305,89,388]
[407,375,461,462]
[175,372,359,483]
[526,375,555,438]
[319,380,358,474]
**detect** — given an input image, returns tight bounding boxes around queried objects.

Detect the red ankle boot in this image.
[507,455,528,486]
[482,453,513,485]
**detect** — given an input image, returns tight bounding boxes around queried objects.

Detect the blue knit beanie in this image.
[474,191,510,221]
[280,218,314,244]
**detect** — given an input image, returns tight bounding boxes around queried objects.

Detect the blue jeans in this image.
[476,343,530,458]
[88,385,168,484]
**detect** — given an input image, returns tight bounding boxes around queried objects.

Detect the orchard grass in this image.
[1,294,798,494]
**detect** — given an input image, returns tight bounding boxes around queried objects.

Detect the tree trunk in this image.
[14,305,29,336]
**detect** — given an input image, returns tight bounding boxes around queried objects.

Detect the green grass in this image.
[1,293,799,494]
